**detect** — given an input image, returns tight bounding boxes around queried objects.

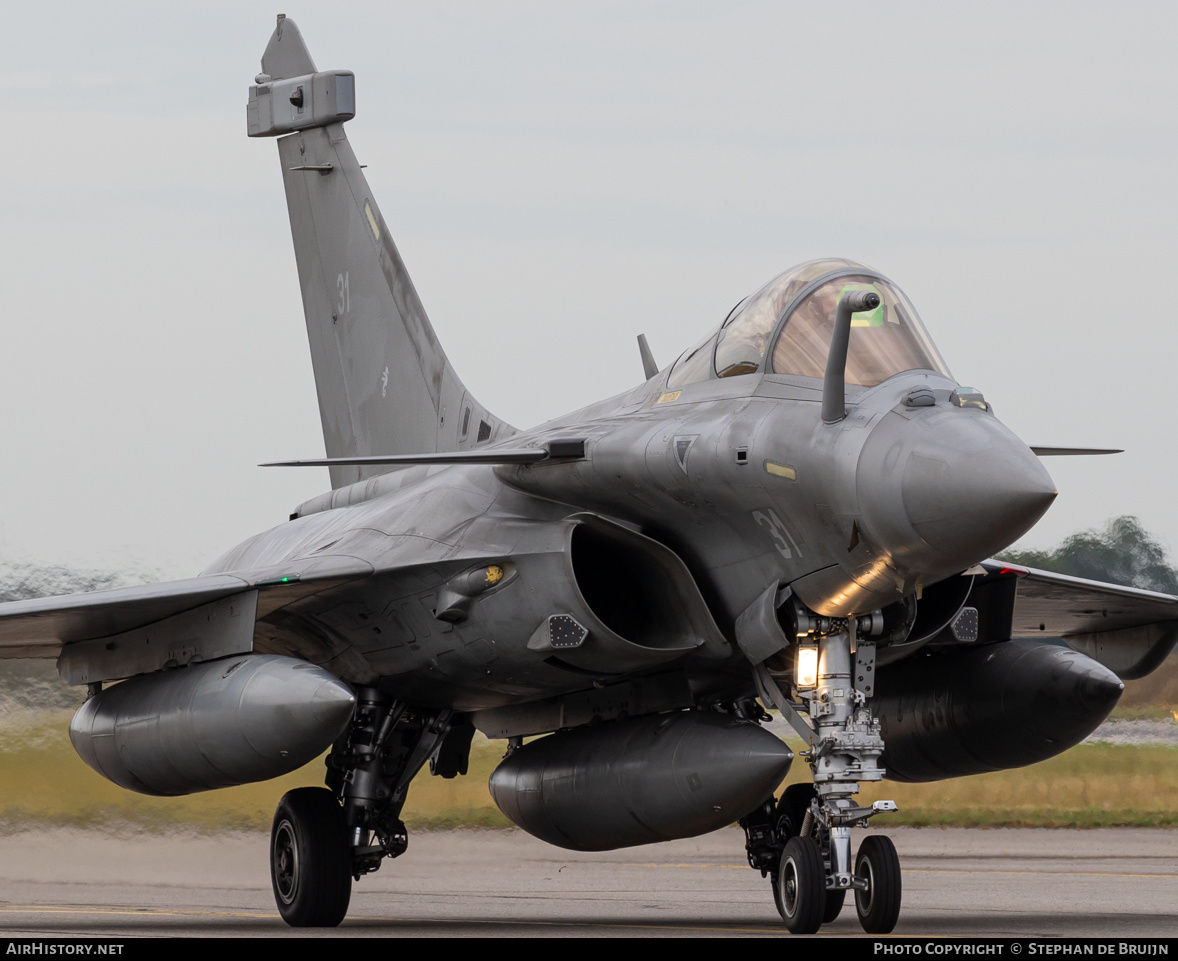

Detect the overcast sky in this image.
[2,2,1176,579]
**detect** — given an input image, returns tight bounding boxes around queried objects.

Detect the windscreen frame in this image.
[765,266,953,388]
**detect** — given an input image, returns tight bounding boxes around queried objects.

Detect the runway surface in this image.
[1,826,1176,938]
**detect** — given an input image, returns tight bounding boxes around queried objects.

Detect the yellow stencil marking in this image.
[364,199,380,241]
[765,461,796,480]
[657,391,681,404]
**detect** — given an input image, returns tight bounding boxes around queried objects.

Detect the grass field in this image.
[2,712,1175,835]
[2,655,1174,834]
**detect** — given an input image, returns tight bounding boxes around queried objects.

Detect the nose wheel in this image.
[769,830,900,933]
[854,834,902,933]
[777,836,825,933]
[767,784,847,925]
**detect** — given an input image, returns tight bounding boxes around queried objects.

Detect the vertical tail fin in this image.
[249,16,511,489]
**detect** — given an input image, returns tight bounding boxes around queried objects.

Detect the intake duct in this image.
[569,518,707,654]
[520,513,727,676]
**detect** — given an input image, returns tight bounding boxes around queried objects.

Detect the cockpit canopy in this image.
[668,259,951,389]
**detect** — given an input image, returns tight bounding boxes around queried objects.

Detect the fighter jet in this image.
[1,15,1173,934]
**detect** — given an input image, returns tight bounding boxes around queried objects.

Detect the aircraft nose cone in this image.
[859,409,1056,575]
[900,414,1057,567]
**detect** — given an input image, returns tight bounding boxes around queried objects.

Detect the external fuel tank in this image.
[874,640,1123,782]
[69,654,355,796]
[489,711,793,851]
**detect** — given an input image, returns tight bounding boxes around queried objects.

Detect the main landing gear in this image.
[744,608,903,933]
[268,689,471,927]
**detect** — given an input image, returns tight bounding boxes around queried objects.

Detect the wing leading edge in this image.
[0,555,373,683]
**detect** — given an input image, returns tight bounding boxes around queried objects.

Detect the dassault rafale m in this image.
[2,16,1174,933]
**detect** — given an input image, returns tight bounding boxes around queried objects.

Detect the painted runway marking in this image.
[0,904,790,935]
[629,862,1177,879]
[1,905,275,920]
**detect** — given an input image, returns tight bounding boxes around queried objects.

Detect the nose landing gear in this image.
[744,782,900,934]
[748,612,903,933]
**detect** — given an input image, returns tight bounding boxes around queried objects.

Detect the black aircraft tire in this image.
[823,888,846,922]
[778,836,825,934]
[854,835,902,934]
[270,787,353,927]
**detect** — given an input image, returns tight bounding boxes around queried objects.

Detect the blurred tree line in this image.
[999,515,1178,594]
[0,562,150,712]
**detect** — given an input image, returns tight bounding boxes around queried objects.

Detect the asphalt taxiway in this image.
[0,826,1175,938]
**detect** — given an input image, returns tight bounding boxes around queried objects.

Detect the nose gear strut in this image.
[746,608,902,934]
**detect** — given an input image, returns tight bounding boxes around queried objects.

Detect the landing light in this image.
[796,645,819,690]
